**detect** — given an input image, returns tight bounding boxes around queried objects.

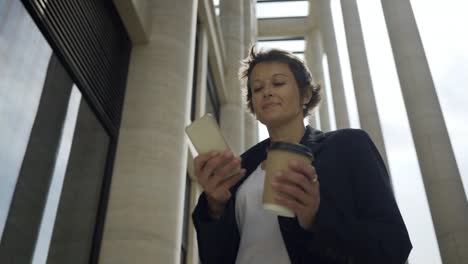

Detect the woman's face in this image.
[250,62,309,127]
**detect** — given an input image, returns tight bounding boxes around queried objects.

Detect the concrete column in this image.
[340,0,389,171]
[242,0,258,150]
[99,0,198,263]
[243,0,256,56]
[250,0,258,44]
[194,27,209,120]
[315,0,350,129]
[305,27,331,132]
[381,0,468,262]
[244,112,258,150]
[186,26,210,264]
[220,0,245,155]
[220,104,245,155]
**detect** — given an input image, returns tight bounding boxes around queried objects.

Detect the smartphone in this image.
[185,113,230,154]
[185,113,239,177]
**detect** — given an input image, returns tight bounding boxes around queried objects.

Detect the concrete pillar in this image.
[242,0,258,150]
[243,0,256,56]
[194,27,209,121]
[250,0,258,44]
[99,0,198,263]
[186,25,210,264]
[244,112,258,150]
[340,0,389,171]
[305,27,331,132]
[315,0,350,129]
[220,104,245,155]
[381,0,468,262]
[220,0,245,155]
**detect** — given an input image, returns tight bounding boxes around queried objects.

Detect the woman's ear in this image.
[302,86,313,105]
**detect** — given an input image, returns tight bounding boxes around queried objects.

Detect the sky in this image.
[255,1,468,263]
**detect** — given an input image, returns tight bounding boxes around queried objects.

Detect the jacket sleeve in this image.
[192,191,240,264]
[281,129,412,263]
[317,130,412,263]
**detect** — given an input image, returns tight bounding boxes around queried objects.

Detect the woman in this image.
[192,48,412,264]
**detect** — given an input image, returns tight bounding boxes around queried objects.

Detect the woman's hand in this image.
[194,150,246,219]
[272,160,320,231]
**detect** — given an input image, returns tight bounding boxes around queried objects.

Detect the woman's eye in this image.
[253,87,263,93]
[273,82,285,87]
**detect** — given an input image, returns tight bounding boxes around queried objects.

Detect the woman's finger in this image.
[214,168,246,196]
[275,170,312,195]
[213,156,241,180]
[274,193,307,215]
[201,150,233,180]
[208,169,246,202]
[194,151,219,172]
[203,153,242,193]
[195,151,220,183]
[288,160,317,182]
[272,178,309,206]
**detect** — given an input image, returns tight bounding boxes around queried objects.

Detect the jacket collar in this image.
[300,125,325,145]
[299,125,326,154]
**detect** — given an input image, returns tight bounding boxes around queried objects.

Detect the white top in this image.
[235,164,291,264]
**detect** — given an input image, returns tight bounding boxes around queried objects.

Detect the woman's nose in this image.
[263,85,273,98]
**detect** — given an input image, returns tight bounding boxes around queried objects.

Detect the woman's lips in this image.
[262,102,279,110]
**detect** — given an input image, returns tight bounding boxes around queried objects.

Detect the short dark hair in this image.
[240,46,321,117]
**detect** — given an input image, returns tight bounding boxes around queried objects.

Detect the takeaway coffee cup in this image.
[263,142,314,217]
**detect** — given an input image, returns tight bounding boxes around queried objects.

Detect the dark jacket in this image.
[192,126,412,263]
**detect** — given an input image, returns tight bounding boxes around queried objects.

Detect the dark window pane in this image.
[46,97,110,263]
[0,0,52,241]
[206,65,221,123]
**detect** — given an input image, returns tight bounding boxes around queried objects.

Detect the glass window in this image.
[0,0,52,241]
[257,39,305,53]
[1,3,113,263]
[293,52,304,61]
[213,0,220,16]
[32,86,82,264]
[256,1,309,19]
[42,92,110,263]
[206,66,221,122]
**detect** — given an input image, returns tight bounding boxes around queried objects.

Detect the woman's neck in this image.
[267,118,306,144]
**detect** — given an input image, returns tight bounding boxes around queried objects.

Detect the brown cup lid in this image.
[268,142,314,160]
